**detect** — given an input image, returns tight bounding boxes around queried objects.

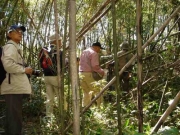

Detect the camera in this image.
[32,70,42,77]
[24,64,42,78]
[26,69,42,79]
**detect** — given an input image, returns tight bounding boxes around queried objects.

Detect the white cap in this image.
[49,33,61,42]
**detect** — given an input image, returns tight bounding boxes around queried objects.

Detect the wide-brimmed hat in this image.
[92,42,104,49]
[8,25,26,33]
[49,34,61,42]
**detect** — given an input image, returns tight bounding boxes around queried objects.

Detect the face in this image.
[95,46,101,53]
[7,28,23,43]
[50,40,61,47]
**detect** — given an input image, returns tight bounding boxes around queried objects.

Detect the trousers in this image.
[79,72,103,107]
[44,76,67,116]
[4,94,23,135]
[119,72,130,93]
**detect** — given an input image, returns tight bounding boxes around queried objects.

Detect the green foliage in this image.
[23,77,45,117]
[133,133,146,135]
[23,95,45,117]
[40,115,60,134]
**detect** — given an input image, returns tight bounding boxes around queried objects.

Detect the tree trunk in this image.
[111,0,122,134]
[62,0,69,113]
[136,0,143,133]
[53,0,64,134]
[69,0,80,135]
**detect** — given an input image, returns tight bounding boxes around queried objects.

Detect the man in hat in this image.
[117,42,134,93]
[79,42,105,108]
[39,33,67,117]
[1,25,33,135]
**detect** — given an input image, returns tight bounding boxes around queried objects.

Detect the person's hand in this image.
[25,67,33,75]
[101,70,105,76]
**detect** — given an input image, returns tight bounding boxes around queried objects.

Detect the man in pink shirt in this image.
[79,42,105,107]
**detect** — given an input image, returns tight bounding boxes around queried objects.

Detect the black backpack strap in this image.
[8,74,11,84]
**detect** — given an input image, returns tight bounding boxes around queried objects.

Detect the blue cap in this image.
[8,25,26,33]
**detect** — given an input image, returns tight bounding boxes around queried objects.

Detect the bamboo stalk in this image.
[150,91,180,134]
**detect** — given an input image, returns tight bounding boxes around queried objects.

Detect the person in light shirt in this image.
[1,25,33,135]
[39,34,67,117]
[79,42,105,107]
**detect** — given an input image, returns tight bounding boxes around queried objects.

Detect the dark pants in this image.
[4,94,23,135]
[120,72,130,93]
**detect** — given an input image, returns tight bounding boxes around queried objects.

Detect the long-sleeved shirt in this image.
[79,47,104,76]
[1,40,31,95]
[40,47,62,76]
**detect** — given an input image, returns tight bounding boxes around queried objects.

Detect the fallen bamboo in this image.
[150,91,180,134]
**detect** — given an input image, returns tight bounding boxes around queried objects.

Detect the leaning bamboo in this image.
[76,0,119,42]
[77,0,111,38]
[150,91,180,134]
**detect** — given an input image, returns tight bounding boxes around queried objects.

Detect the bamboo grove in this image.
[0,0,180,134]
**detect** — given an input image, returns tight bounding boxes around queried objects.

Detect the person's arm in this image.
[2,45,29,74]
[91,52,104,76]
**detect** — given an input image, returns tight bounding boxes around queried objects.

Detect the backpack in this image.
[0,47,6,85]
[39,47,53,69]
